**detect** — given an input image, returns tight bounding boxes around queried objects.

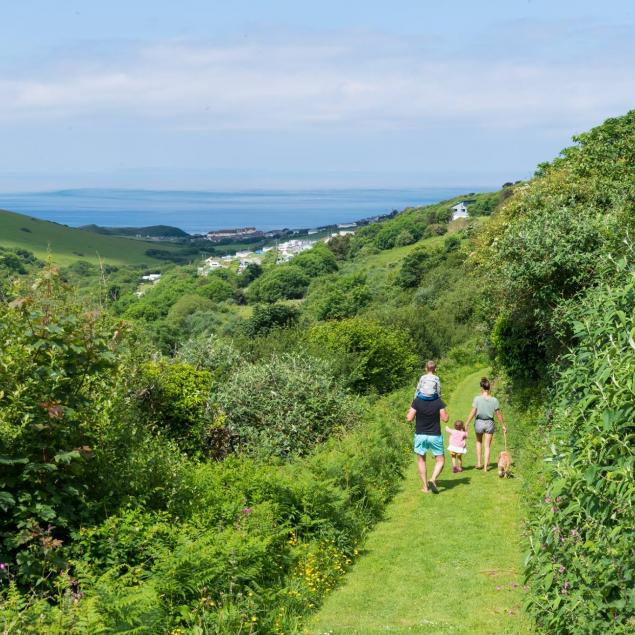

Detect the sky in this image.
[1,0,634,191]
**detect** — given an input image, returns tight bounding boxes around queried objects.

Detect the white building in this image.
[450,202,469,220]
[197,257,224,276]
[141,273,162,283]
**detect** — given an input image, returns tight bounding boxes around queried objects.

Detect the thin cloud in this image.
[1,27,633,132]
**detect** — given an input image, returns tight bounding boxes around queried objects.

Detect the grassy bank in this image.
[0,208,187,266]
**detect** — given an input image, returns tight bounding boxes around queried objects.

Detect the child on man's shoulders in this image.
[414,360,441,401]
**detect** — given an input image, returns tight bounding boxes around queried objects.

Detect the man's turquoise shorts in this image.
[414,434,444,456]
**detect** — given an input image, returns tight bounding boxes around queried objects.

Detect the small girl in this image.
[414,360,441,401]
[446,420,468,473]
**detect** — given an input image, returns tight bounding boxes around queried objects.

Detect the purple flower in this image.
[559,565,566,573]
[556,496,562,503]
[570,529,578,537]
[562,581,570,593]
[241,507,253,516]
[0,563,6,570]
[551,506,558,513]
[544,496,551,503]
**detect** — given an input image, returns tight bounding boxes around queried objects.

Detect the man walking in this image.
[406,396,448,493]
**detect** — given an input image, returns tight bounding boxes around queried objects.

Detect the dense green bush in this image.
[305,273,371,321]
[396,247,434,288]
[200,276,234,302]
[216,353,359,458]
[292,243,338,277]
[247,265,310,303]
[166,293,215,326]
[242,303,300,336]
[308,317,418,394]
[133,360,214,453]
[524,260,635,634]
[0,268,121,586]
[480,112,635,380]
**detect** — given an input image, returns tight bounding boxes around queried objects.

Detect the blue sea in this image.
[0,187,479,234]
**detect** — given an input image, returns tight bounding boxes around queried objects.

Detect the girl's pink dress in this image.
[447,429,467,455]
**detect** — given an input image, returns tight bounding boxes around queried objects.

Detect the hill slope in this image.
[0,208,188,266]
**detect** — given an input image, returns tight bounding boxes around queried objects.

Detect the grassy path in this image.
[305,370,532,635]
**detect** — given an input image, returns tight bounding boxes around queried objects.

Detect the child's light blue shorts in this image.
[414,434,444,457]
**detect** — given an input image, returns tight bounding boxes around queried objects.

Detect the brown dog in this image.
[497,450,512,477]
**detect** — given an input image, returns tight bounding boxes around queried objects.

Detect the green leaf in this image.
[0,491,16,510]
[53,450,81,464]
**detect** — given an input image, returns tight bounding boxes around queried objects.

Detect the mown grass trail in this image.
[305,369,533,635]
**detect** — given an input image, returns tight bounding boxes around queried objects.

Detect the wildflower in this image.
[0,563,6,570]
[242,507,253,516]
[251,616,257,622]
[558,565,566,573]
[570,529,578,537]
[551,506,558,513]
[562,581,570,593]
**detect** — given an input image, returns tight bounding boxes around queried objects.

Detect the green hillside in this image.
[0,208,189,266]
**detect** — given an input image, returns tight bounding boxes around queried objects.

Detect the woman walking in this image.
[464,377,506,472]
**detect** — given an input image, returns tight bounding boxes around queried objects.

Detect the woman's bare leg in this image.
[475,432,483,468]
[417,454,429,492]
[483,433,494,471]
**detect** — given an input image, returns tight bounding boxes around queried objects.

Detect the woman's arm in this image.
[465,406,477,435]
[496,408,507,433]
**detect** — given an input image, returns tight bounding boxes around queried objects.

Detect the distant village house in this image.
[450,201,471,220]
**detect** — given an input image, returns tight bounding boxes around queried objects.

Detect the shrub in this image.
[134,360,214,453]
[306,273,372,321]
[242,303,300,337]
[326,234,352,260]
[396,248,433,288]
[292,243,338,277]
[0,268,121,586]
[167,293,214,325]
[237,262,263,287]
[175,334,242,380]
[308,317,418,394]
[247,265,310,303]
[216,354,358,458]
[524,261,635,634]
[199,277,234,302]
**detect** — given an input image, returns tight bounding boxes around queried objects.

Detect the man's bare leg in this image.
[475,432,483,468]
[429,455,445,491]
[483,433,493,472]
[416,454,429,492]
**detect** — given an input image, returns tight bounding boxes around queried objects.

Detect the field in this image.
[0,208,189,266]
